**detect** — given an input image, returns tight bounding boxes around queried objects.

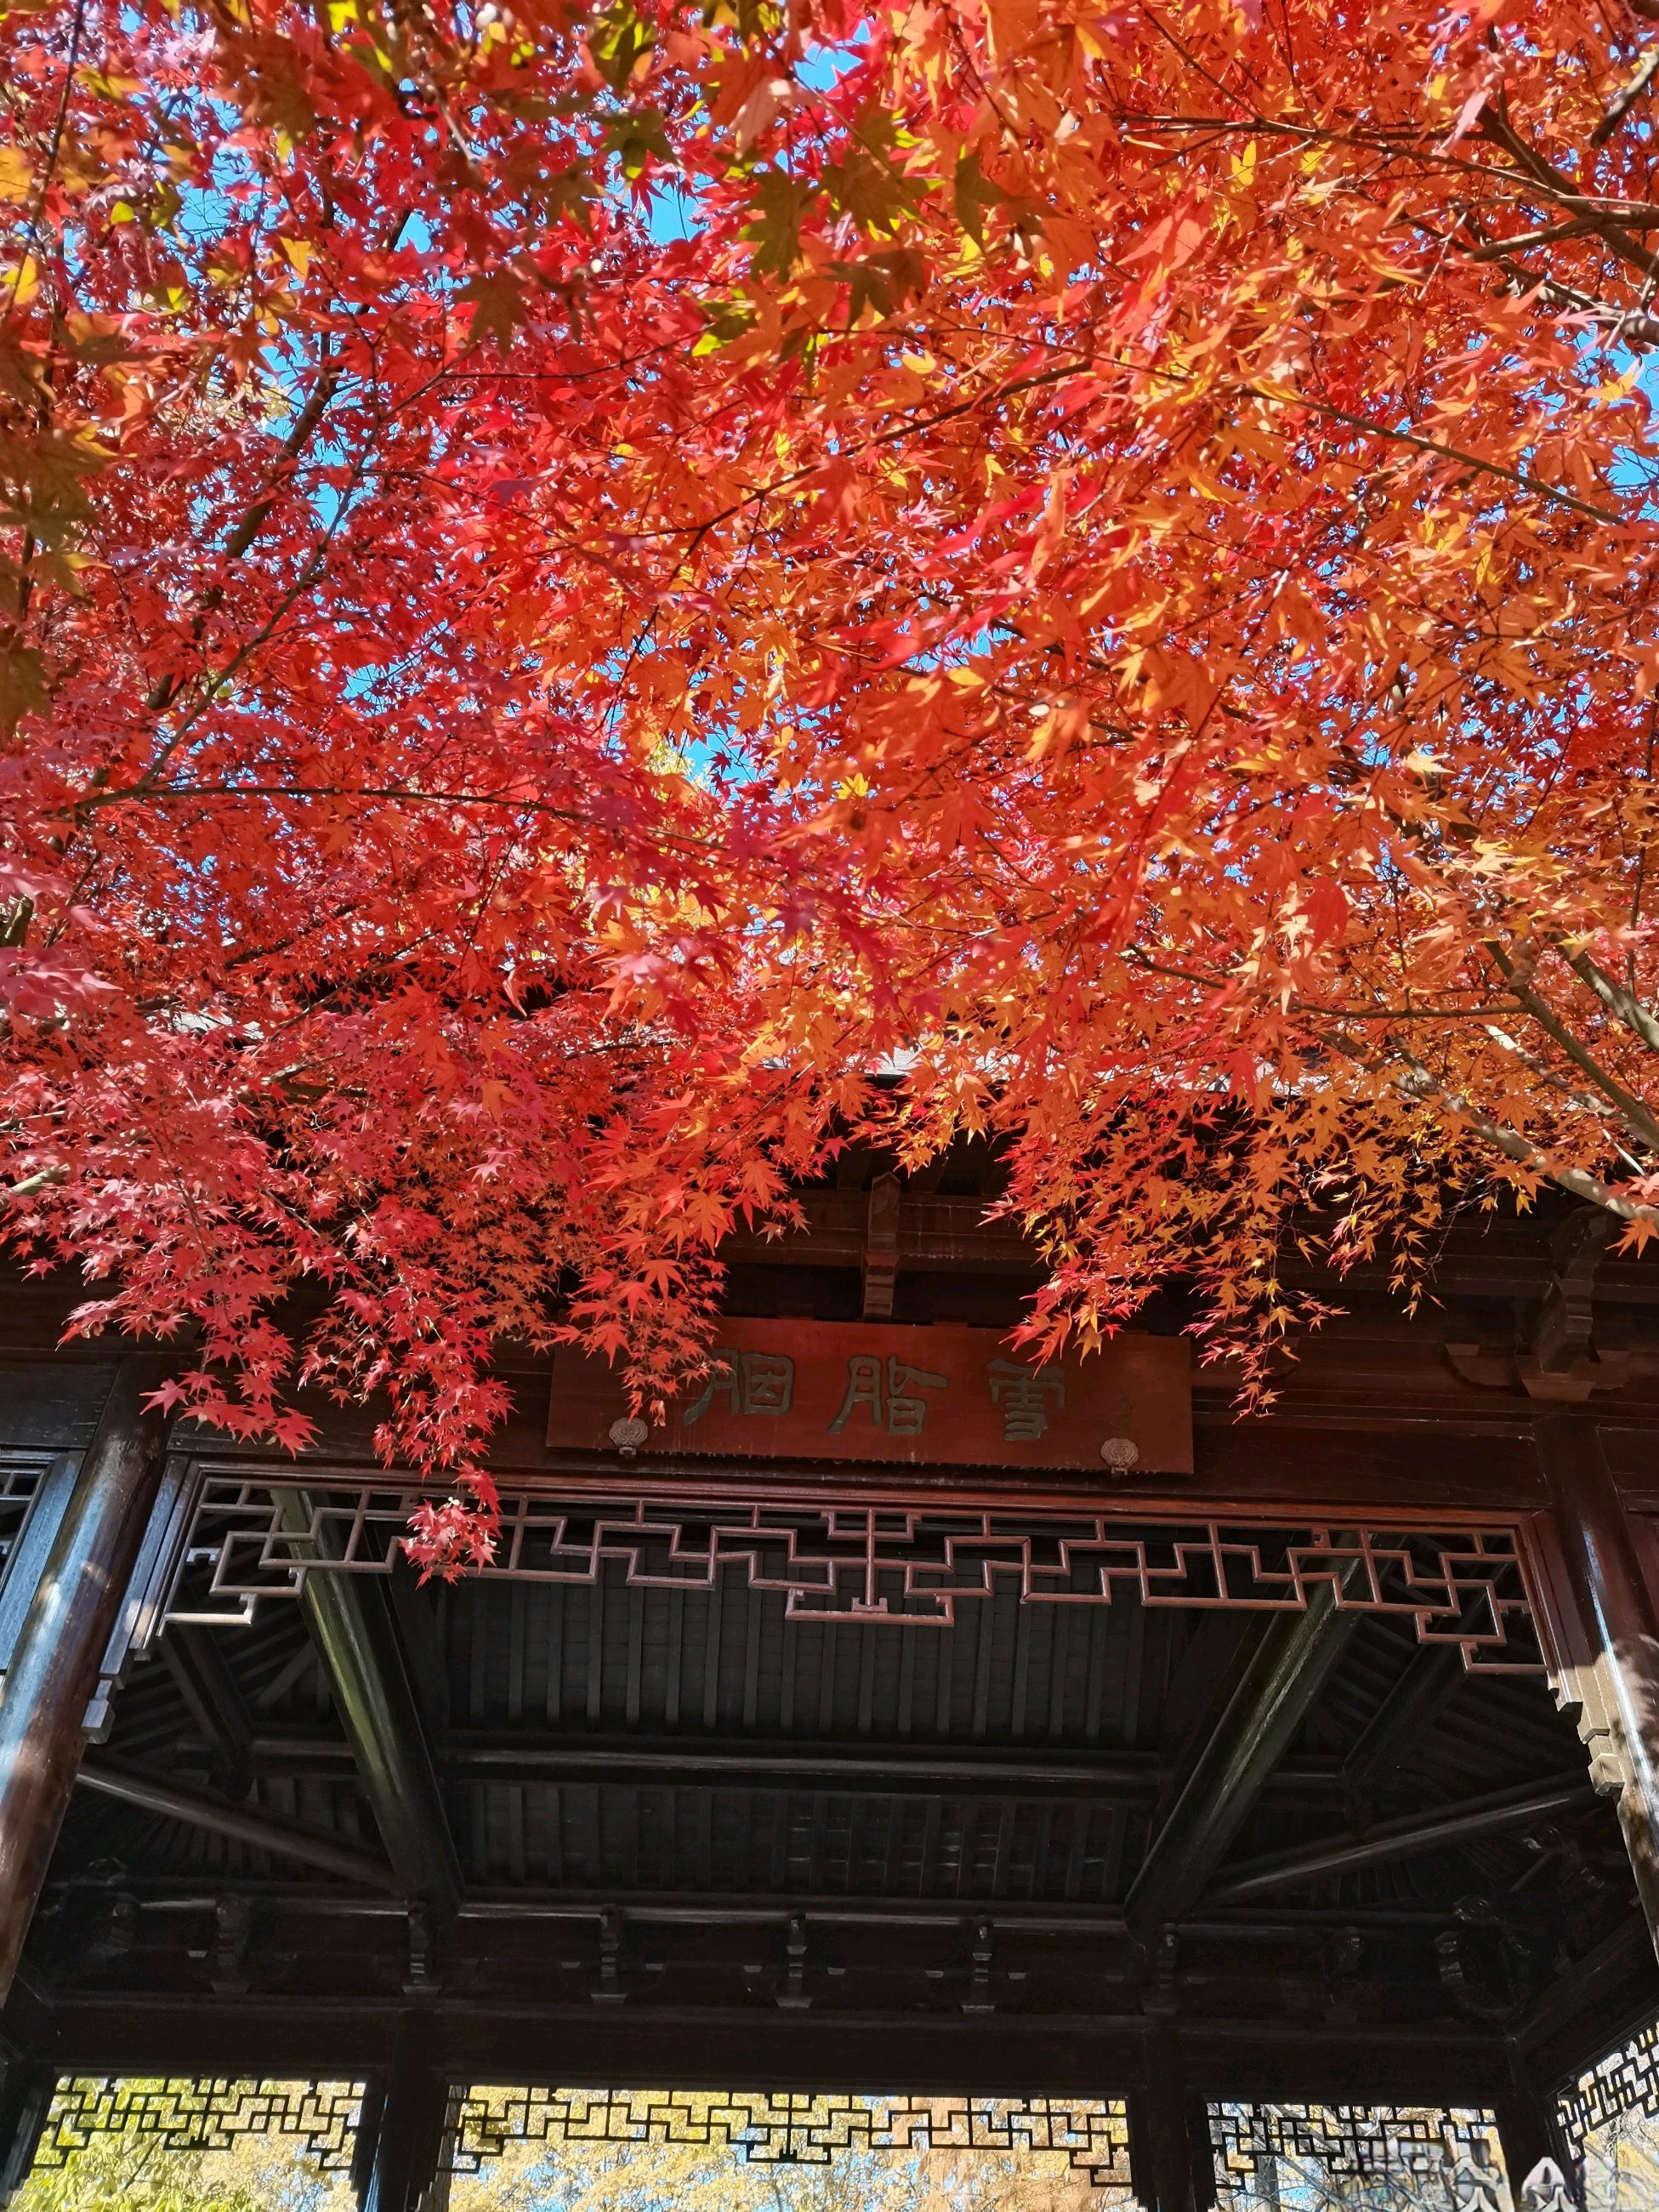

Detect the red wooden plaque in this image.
[548,1322,1192,1474]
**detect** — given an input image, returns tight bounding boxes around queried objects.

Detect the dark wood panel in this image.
[20,1986,1522,2106]
[0,1362,116,1452]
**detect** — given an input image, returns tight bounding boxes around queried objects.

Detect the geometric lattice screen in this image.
[162,1472,1545,1663]
[446,2088,1138,2195]
[29,2078,366,2170]
[1556,2013,1659,2210]
[1208,2104,1513,2211]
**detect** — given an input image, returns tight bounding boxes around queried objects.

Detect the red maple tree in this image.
[3,0,1658,1566]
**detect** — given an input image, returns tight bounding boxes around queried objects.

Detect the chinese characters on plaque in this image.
[986,1359,1065,1441]
[828,1354,946,1437]
[550,1322,1192,1474]
[685,1350,796,1424]
[682,1346,1065,1445]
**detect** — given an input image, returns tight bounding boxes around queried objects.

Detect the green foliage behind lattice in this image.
[13,2112,355,2212]
[1582,2110,1659,2212]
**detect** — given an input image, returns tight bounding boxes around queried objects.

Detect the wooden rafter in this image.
[282,1497,463,1920]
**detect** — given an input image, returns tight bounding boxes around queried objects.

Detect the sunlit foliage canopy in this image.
[4,0,1659,1561]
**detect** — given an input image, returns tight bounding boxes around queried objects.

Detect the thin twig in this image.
[1594,46,1659,147]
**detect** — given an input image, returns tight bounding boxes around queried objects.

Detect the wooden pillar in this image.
[1128,2035,1214,2212]
[357,2014,451,2212]
[1494,2048,1569,2209]
[1537,1414,1659,1958]
[0,2058,54,2201]
[0,1360,173,2004]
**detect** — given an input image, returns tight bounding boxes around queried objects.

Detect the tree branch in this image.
[1564,947,1659,1060]
[4,1166,65,1202]
[145,353,342,715]
[1594,46,1659,146]
[1480,106,1659,285]
[1241,384,1622,527]
[1482,941,1659,1152]
[1387,1051,1659,1231]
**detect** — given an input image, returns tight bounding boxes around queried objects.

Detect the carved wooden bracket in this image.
[1445,1343,1634,1401]
[776,1911,811,2010]
[591,1905,628,2005]
[961,1918,997,2016]
[1444,1206,1641,1398]
[861,1174,901,1320]
[210,1893,252,1995]
[1554,1649,1633,1802]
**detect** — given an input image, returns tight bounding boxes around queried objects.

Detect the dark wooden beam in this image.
[1203,1775,1593,1905]
[0,1358,173,2003]
[1512,1908,1659,2093]
[1124,1591,1361,1947]
[159,1625,254,1795]
[716,1191,1659,1305]
[448,1736,1171,1800]
[282,1498,462,1920]
[1343,1643,1466,1794]
[239,1732,1167,1799]
[77,1759,397,1890]
[185,1729,1361,1810]
[720,1191,1040,1277]
[37,1879,1506,1942]
[30,1987,1515,2107]
[385,1567,449,1735]
[1158,1616,1253,1752]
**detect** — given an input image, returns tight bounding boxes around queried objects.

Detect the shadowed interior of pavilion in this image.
[43,1556,1634,2047]
[5,1145,1659,2207]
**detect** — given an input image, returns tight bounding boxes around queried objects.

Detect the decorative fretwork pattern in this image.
[1210,2106,1510,2210]
[30,2078,366,2172]
[159,1468,1542,1669]
[1556,2011,1659,2174]
[0,1455,50,1574]
[446,2088,1135,2192]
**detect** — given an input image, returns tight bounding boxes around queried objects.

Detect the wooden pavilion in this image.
[3,1152,1659,2207]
